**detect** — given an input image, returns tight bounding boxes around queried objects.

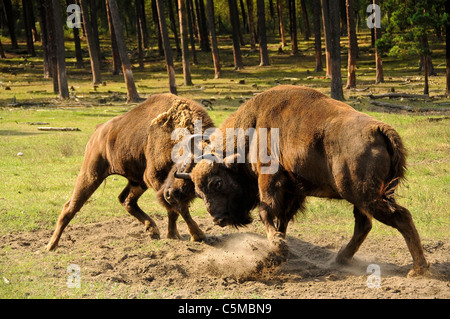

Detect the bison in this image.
[46,94,214,251]
[170,85,429,276]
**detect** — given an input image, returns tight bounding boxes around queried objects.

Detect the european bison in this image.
[171,85,429,276]
[46,94,214,251]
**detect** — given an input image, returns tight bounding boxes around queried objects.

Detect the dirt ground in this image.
[2,215,449,299]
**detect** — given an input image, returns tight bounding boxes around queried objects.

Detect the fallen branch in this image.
[37,127,81,131]
[369,100,450,112]
[368,93,431,100]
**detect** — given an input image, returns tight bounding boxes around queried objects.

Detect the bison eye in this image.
[209,178,223,191]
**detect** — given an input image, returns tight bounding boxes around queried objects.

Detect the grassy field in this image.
[0,33,449,298]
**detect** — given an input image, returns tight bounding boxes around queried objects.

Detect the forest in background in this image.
[0,0,449,103]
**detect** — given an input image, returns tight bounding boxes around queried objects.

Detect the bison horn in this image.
[194,153,220,162]
[174,170,192,180]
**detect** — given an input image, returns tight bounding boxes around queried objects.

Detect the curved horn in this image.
[174,170,192,180]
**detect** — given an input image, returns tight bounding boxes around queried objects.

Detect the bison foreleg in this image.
[118,182,160,239]
[176,206,206,242]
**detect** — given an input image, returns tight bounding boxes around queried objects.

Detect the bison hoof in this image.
[167,230,182,240]
[407,263,431,278]
[146,227,161,240]
[190,232,206,242]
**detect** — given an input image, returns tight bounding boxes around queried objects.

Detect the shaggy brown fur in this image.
[176,85,428,276]
[47,94,215,251]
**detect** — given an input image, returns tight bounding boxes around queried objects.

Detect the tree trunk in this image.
[22,0,36,56]
[178,0,193,85]
[51,0,69,99]
[276,0,286,48]
[257,0,269,66]
[107,0,141,102]
[312,0,322,72]
[246,0,257,52]
[373,0,383,84]
[139,0,150,48]
[151,0,164,57]
[228,0,244,70]
[45,0,58,93]
[2,0,19,49]
[156,0,178,94]
[89,0,101,66]
[105,0,121,75]
[322,0,343,100]
[446,0,450,96]
[168,0,181,55]
[0,37,6,58]
[186,0,198,64]
[288,0,298,54]
[206,0,221,78]
[300,0,310,41]
[38,0,50,77]
[135,0,144,70]
[80,0,102,84]
[345,0,356,88]
[321,0,330,77]
[239,0,247,32]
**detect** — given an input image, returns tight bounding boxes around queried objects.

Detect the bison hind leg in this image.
[363,199,429,277]
[335,206,372,265]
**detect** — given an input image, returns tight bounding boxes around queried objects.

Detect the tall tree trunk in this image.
[156,0,178,94]
[151,0,164,57]
[312,0,322,72]
[300,0,310,41]
[89,0,101,66]
[107,0,141,102]
[322,0,343,100]
[139,0,150,48]
[246,0,257,52]
[45,0,59,92]
[446,0,450,96]
[178,0,193,85]
[135,0,144,70]
[194,0,210,52]
[51,0,69,99]
[38,0,50,77]
[22,0,36,56]
[2,0,18,49]
[321,0,330,77]
[228,0,244,70]
[288,0,298,54]
[0,37,6,58]
[239,0,247,32]
[276,0,286,48]
[186,0,198,64]
[373,0,383,84]
[81,0,102,84]
[257,0,269,66]
[105,0,121,75]
[345,0,356,88]
[168,0,181,55]
[206,0,221,78]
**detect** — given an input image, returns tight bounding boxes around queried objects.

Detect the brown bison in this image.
[170,85,429,276]
[46,94,214,251]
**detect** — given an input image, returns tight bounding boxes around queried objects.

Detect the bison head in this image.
[174,155,259,228]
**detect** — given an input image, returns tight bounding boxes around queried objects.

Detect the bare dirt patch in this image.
[1,216,449,299]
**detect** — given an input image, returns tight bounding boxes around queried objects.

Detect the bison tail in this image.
[376,124,407,201]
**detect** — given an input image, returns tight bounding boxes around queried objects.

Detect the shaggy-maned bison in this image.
[46,94,214,251]
[171,85,429,276]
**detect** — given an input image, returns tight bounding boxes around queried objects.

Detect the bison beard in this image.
[173,85,429,277]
